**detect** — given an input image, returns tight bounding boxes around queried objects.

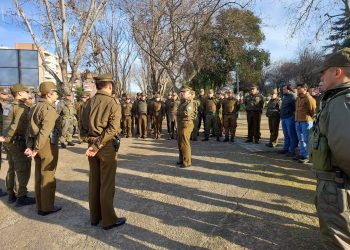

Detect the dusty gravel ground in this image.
[0,113,323,249]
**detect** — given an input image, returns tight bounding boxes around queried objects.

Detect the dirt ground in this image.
[0,113,323,249]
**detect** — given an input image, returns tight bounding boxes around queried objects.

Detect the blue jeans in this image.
[295,121,313,158]
[281,116,297,153]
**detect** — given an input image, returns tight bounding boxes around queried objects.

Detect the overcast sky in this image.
[0,1,325,64]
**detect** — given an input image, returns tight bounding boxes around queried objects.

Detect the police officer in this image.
[169,92,179,140]
[310,48,350,249]
[0,87,10,197]
[197,89,206,133]
[25,81,61,215]
[266,89,281,147]
[222,89,239,142]
[75,92,90,144]
[244,86,264,143]
[216,91,224,141]
[165,92,173,136]
[0,83,35,206]
[132,93,141,135]
[177,85,196,168]
[202,89,217,141]
[137,93,148,139]
[57,93,76,148]
[80,73,126,230]
[121,94,133,138]
[151,93,165,139]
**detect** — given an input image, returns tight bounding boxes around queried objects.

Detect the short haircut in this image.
[96,81,112,90]
[297,83,308,89]
[341,67,350,77]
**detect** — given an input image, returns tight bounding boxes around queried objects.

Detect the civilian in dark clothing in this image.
[278,84,298,156]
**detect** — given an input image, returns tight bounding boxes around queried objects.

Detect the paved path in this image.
[0,115,322,249]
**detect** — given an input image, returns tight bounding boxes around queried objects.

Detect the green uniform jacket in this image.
[26,99,59,151]
[80,90,121,152]
[2,100,30,143]
[266,98,281,117]
[244,94,264,112]
[177,99,196,122]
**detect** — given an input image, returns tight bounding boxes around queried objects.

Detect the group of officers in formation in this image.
[0,47,349,248]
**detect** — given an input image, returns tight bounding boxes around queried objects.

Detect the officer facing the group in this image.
[57,93,76,148]
[311,48,350,249]
[75,92,90,144]
[121,94,133,138]
[151,93,165,139]
[222,89,239,142]
[25,81,61,215]
[176,85,196,168]
[265,89,281,147]
[0,83,35,206]
[202,89,217,141]
[244,86,264,143]
[80,73,126,230]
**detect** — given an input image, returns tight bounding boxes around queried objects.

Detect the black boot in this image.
[202,137,209,141]
[67,141,75,146]
[7,194,17,204]
[216,137,221,142]
[16,195,36,207]
[223,137,229,142]
[60,143,66,148]
[230,137,235,142]
[0,188,7,197]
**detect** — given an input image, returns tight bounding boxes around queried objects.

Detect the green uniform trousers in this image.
[123,116,132,137]
[59,117,74,143]
[138,114,148,138]
[88,142,118,227]
[315,179,350,249]
[268,116,280,145]
[177,121,194,167]
[4,141,31,197]
[204,113,218,137]
[223,114,238,138]
[153,114,163,138]
[34,140,59,212]
[247,111,262,141]
[192,116,199,140]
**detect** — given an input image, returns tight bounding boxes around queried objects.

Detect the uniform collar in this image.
[96,90,112,97]
[40,99,56,108]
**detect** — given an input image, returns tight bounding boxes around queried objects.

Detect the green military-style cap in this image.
[180,85,193,92]
[140,92,146,97]
[10,83,29,93]
[40,81,58,95]
[318,47,350,73]
[0,87,10,95]
[93,73,114,83]
[208,89,214,94]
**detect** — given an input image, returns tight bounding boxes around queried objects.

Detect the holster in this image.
[50,129,59,145]
[113,136,121,152]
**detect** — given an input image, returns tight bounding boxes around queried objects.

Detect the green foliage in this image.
[192,7,270,92]
[75,87,84,101]
[327,10,350,50]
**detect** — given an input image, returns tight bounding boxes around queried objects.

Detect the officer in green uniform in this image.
[197,89,206,133]
[202,89,218,141]
[132,93,141,135]
[57,93,76,148]
[222,89,239,142]
[169,92,180,140]
[151,93,165,139]
[266,89,281,147]
[75,92,90,144]
[137,93,148,139]
[244,86,264,143]
[0,87,10,197]
[25,81,61,215]
[176,85,196,168]
[215,90,224,141]
[0,83,35,206]
[165,92,172,136]
[191,92,200,141]
[121,94,133,138]
[310,48,350,249]
[80,73,126,230]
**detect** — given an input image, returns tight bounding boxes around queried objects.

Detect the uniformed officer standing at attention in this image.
[75,92,90,144]
[165,92,173,136]
[151,93,165,139]
[176,85,196,168]
[0,83,35,206]
[309,48,350,249]
[132,93,141,135]
[169,92,180,140]
[197,89,206,133]
[137,93,148,139]
[25,81,61,215]
[244,86,264,143]
[265,89,281,147]
[80,73,126,230]
[121,94,133,138]
[0,87,10,197]
[57,93,76,148]
[202,89,217,141]
[222,89,239,142]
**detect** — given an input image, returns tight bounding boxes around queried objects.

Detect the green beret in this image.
[93,73,114,83]
[40,81,58,95]
[0,87,10,95]
[10,83,29,93]
[318,47,350,73]
[180,85,192,92]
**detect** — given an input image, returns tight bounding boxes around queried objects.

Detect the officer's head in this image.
[318,81,325,93]
[40,81,58,103]
[282,84,293,94]
[180,86,192,100]
[319,48,350,91]
[64,93,72,101]
[93,73,114,95]
[172,92,178,100]
[126,94,131,103]
[270,89,278,99]
[225,89,233,98]
[250,86,257,95]
[0,87,10,101]
[140,93,146,100]
[10,83,30,101]
[155,93,161,101]
[297,83,308,95]
[208,89,214,98]
[200,89,205,96]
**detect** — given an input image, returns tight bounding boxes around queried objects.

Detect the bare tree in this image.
[13,0,107,94]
